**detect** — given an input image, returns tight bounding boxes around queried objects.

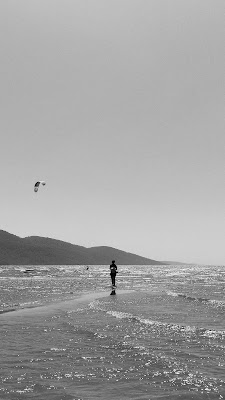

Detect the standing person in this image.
[110,260,117,287]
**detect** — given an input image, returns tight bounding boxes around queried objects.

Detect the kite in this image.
[34,181,46,192]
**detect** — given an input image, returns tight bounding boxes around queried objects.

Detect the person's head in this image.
[112,260,115,264]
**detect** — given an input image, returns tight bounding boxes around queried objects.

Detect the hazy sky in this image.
[0,0,224,265]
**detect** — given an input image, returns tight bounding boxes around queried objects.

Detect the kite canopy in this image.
[34,181,46,192]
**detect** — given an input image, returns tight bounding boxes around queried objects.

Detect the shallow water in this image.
[0,264,225,399]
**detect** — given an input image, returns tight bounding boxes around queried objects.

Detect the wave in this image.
[105,309,225,340]
[166,290,225,309]
[89,299,225,339]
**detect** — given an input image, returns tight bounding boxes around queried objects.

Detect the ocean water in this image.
[0,264,225,400]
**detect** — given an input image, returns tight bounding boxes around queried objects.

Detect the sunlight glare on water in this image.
[0,264,225,399]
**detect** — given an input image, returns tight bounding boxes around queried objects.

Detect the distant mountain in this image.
[160,261,188,265]
[0,230,163,265]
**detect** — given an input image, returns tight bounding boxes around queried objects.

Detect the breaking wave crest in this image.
[166,291,225,309]
[106,309,225,340]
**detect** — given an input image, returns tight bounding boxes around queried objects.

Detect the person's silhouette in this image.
[110,260,117,287]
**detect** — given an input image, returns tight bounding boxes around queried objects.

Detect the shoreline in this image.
[0,289,134,319]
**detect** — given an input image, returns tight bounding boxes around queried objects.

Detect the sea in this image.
[0,264,225,400]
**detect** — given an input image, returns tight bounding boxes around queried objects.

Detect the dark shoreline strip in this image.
[0,308,16,314]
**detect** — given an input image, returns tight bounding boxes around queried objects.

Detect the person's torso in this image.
[110,265,117,274]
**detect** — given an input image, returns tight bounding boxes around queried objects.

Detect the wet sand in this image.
[0,289,134,320]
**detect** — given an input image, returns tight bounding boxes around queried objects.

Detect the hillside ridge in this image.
[0,230,163,265]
